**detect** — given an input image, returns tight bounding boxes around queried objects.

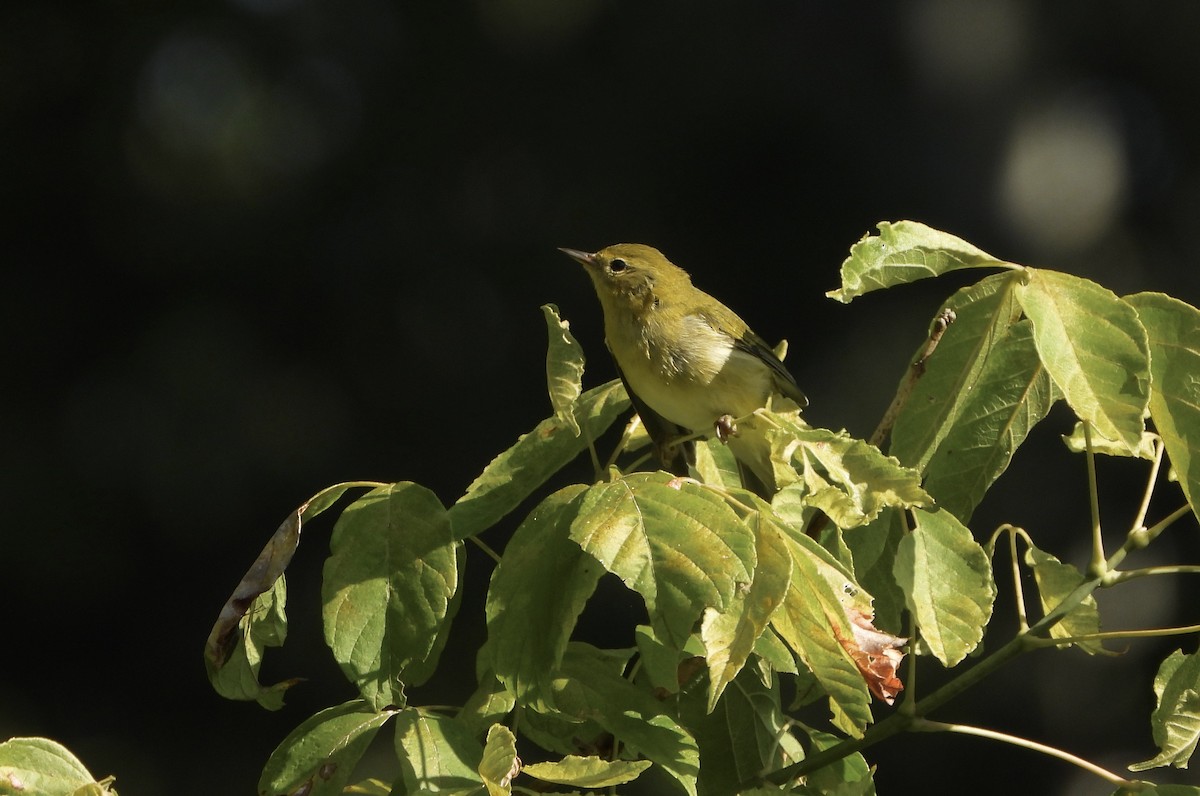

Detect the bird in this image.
[561,243,807,492]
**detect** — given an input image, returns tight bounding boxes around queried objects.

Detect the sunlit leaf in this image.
[700,508,792,710]
[1023,543,1105,655]
[322,482,458,709]
[762,415,930,529]
[920,319,1061,522]
[0,738,111,796]
[343,778,391,795]
[693,437,743,490]
[394,709,484,794]
[485,485,602,709]
[1125,293,1200,521]
[890,271,1025,473]
[449,379,629,539]
[1130,650,1200,771]
[258,700,398,796]
[828,220,1017,304]
[479,724,520,796]
[768,520,873,737]
[1017,270,1149,453]
[894,507,995,666]
[459,671,517,737]
[570,472,755,646]
[1062,421,1158,460]
[522,756,652,788]
[543,304,586,436]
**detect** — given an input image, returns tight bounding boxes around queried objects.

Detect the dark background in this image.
[4,1,1200,793]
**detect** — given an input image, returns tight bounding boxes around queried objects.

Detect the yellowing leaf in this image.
[894,508,995,667]
[522,756,652,788]
[1125,293,1200,522]
[542,303,586,436]
[570,473,755,646]
[829,220,1018,304]
[1017,270,1149,453]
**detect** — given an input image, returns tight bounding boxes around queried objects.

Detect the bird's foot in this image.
[715,414,739,444]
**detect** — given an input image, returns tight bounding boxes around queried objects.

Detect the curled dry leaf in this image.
[834,607,907,705]
[204,508,302,672]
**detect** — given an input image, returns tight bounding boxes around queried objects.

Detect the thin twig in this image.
[869,308,956,448]
[912,719,1132,788]
[1084,422,1106,578]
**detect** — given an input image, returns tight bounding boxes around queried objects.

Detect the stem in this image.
[1108,504,1193,573]
[1107,564,1200,585]
[1130,438,1165,534]
[1006,526,1030,632]
[869,308,956,449]
[469,535,503,564]
[911,719,1133,788]
[605,416,642,471]
[586,433,603,480]
[1084,422,1106,578]
[1029,622,1200,648]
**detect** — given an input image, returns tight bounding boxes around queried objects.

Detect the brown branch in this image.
[869,307,957,449]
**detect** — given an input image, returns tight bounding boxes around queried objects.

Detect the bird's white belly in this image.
[616,318,772,433]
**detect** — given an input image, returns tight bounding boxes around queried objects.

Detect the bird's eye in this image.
[609,258,628,273]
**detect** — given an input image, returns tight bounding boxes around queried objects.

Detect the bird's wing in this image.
[732,329,809,409]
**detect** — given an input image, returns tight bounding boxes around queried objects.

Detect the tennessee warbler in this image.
[561,243,806,489]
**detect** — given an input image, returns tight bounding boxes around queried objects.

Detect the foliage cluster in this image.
[7,222,1200,796]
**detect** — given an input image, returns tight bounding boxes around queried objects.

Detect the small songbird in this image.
[561,243,807,490]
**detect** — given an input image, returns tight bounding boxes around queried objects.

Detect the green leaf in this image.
[828,220,1017,303]
[769,521,873,737]
[449,379,629,539]
[894,507,995,666]
[1125,293,1200,520]
[522,756,652,788]
[634,624,691,694]
[205,482,374,701]
[762,415,930,529]
[693,437,743,490]
[920,319,1061,522]
[343,778,392,795]
[1062,421,1158,460]
[1017,269,1149,453]
[1130,650,1200,771]
[394,709,484,794]
[1117,785,1200,796]
[844,509,907,635]
[485,485,602,709]
[258,700,398,796]
[677,666,805,796]
[322,482,458,709]
[543,304,586,436]
[1023,543,1105,655]
[546,644,701,796]
[480,724,520,796]
[797,722,877,795]
[0,738,109,796]
[700,509,792,710]
[890,271,1025,473]
[459,671,517,737]
[570,472,756,646]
